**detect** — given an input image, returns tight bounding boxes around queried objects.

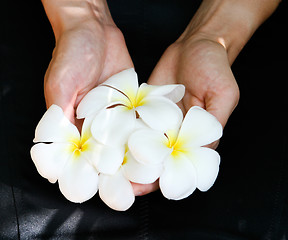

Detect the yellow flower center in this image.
[69,133,90,158]
[126,89,148,110]
[165,131,187,158]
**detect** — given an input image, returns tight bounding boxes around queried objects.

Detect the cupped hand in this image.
[134,34,239,196]
[44,20,133,125]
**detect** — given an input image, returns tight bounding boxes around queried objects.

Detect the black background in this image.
[1,1,288,239]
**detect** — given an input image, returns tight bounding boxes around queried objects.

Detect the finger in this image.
[147,45,179,86]
[205,82,239,128]
[204,140,220,150]
[44,61,79,124]
[131,180,159,196]
[147,48,188,112]
[44,30,107,123]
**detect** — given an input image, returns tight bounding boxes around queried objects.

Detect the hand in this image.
[43,1,146,196]
[134,0,280,196]
[43,1,133,124]
[133,35,239,196]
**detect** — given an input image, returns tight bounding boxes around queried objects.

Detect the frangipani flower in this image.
[99,146,162,211]
[128,106,223,200]
[30,105,122,203]
[77,68,185,147]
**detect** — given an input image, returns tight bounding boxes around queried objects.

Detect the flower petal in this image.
[83,138,125,175]
[139,83,185,103]
[128,129,172,165]
[58,155,99,203]
[99,170,135,211]
[136,96,183,132]
[80,115,93,138]
[76,86,126,119]
[159,154,197,200]
[122,151,163,184]
[101,68,139,102]
[134,118,150,130]
[30,142,71,183]
[178,106,223,148]
[91,105,136,146]
[190,147,220,192]
[34,104,79,143]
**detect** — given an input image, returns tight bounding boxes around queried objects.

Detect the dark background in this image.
[1,1,287,239]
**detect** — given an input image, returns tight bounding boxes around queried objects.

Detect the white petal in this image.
[136,96,183,132]
[30,142,70,183]
[139,83,185,103]
[159,154,197,200]
[76,85,128,119]
[128,129,172,165]
[80,116,93,138]
[101,68,139,102]
[178,106,223,148]
[99,170,135,211]
[134,118,150,130]
[79,117,123,173]
[82,112,126,175]
[58,155,99,203]
[91,105,136,146]
[190,147,220,192]
[34,104,79,143]
[122,151,163,184]
[84,139,125,175]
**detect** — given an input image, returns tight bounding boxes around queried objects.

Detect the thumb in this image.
[205,85,239,128]
[45,86,77,124]
[44,60,80,125]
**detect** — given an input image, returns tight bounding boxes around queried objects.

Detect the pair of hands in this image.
[44,18,239,196]
[44,0,280,196]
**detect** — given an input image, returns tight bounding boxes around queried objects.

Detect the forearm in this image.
[179,0,281,63]
[41,0,114,40]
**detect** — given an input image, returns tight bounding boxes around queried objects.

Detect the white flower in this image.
[31,105,102,203]
[99,145,162,211]
[77,68,185,147]
[128,106,223,200]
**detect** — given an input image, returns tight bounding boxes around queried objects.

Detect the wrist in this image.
[178,0,280,63]
[42,0,115,40]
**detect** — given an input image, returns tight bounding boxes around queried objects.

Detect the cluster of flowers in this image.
[30,68,222,211]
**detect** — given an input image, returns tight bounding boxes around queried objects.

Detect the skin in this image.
[42,0,281,196]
